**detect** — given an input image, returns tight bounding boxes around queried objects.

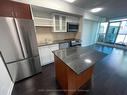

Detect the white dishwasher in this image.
[59,42,70,49]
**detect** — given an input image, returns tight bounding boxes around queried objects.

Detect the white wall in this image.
[81,19,99,46]
[0,54,14,95]
[81,12,106,46]
[84,12,106,22]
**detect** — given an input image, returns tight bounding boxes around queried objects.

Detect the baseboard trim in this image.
[7,82,14,95]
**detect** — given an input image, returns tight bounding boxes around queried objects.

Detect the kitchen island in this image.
[53,46,107,95]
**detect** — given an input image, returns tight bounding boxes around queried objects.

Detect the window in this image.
[115,35,126,44]
[97,19,127,47]
[115,21,127,45]
[119,21,127,34]
[105,22,121,43]
[98,22,108,42]
[124,36,127,45]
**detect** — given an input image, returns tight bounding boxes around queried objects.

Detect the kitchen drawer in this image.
[7,56,41,82]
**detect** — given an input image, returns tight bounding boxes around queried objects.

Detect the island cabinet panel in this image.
[67,65,93,93]
[54,56,94,95]
[55,56,68,90]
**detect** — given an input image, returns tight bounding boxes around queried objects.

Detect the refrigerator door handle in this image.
[14,19,28,58]
[14,18,39,58]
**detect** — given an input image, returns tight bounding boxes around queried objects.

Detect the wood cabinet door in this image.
[12,1,32,19]
[0,1,13,17]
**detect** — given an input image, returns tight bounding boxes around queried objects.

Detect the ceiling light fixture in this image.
[64,0,76,3]
[90,8,103,13]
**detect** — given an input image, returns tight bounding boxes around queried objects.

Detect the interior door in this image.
[14,18,39,58]
[105,22,121,44]
[0,17,24,63]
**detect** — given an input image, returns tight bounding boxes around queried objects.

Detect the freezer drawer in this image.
[6,56,41,82]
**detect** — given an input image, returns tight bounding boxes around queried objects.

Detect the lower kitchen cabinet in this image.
[38,44,59,66]
[38,45,51,66]
[49,44,59,62]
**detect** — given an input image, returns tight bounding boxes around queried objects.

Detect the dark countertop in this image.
[53,45,108,75]
[38,39,80,47]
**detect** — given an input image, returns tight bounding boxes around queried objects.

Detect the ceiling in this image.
[73,0,127,19]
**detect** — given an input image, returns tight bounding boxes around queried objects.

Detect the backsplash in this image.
[35,27,80,44]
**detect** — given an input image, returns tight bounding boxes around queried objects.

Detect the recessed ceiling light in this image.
[90,8,103,13]
[64,0,76,3]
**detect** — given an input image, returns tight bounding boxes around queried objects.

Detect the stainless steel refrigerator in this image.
[0,17,41,82]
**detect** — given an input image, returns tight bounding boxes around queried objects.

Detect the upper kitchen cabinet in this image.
[0,1,13,17]
[53,14,67,32]
[0,1,32,19]
[67,16,80,24]
[34,17,53,27]
[31,6,53,27]
[32,11,53,27]
[12,2,32,19]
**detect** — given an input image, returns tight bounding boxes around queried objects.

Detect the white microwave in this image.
[67,22,79,32]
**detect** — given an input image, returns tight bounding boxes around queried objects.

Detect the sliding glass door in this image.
[115,21,127,45]
[98,22,108,42]
[105,22,121,44]
[124,36,127,45]
[98,19,127,47]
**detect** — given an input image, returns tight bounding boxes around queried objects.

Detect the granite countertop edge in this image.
[53,53,95,75]
[53,46,108,75]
